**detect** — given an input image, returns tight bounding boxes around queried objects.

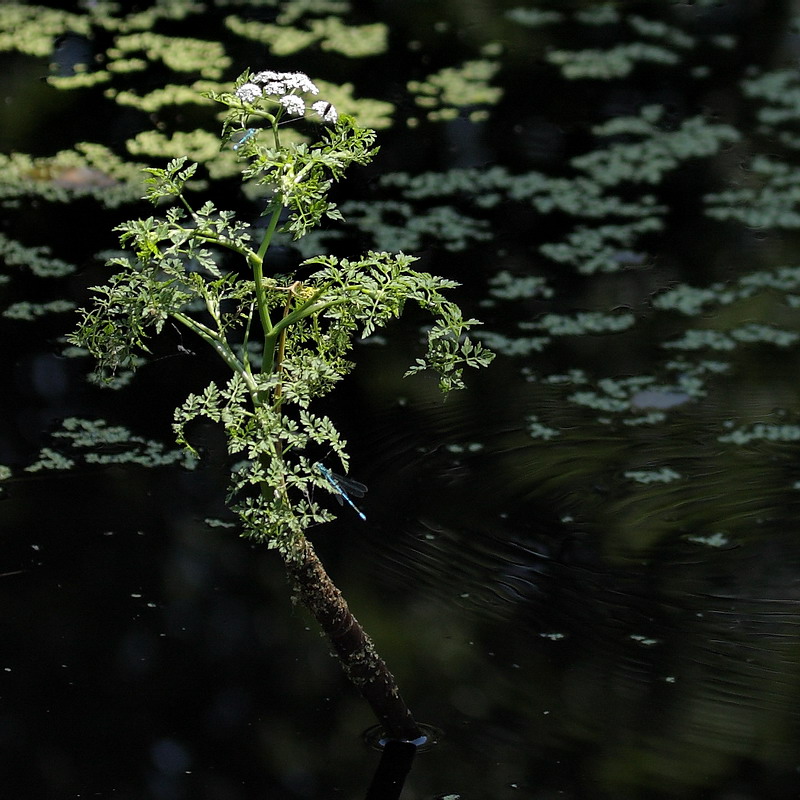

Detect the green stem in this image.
[172,311,258,395]
[259,288,360,375]
[250,204,284,373]
[188,231,257,260]
[256,203,283,264]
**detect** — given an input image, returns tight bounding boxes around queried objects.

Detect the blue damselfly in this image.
[315,463,367,521]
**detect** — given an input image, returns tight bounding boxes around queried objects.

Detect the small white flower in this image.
[282,71,319,95]
[248,69,319,97]
[312,100,338,123]
[252,70,281,83]
[260,80,287,96]
[279,94,306,116]
[235,82,262,103]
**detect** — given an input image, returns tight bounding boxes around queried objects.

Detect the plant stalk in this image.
[284,537,423,742]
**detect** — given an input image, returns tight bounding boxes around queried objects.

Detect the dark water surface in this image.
[4,1,800,798]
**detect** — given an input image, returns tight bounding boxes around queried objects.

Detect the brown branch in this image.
[284,537,423,742]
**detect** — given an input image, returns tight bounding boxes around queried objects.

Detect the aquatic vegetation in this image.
[572,110,740,187]
[525,415,560,441]
[486,270,553,302]
[48,71,112,89]
[0,5,91,55]
[686,531,730,548]
[380,165,665,269]
[539,220,658,275]
[742,69,800,148]
[705,155,800,228]
[542,6,697,79]
[547,43,681,80]
[125,129,222,163]
[0,146,147,208]
[476,332,550,357]
[107,32,231,79]
[225,15,387,57]
[663,324,799,351]
[624,467,681,484]
[654,265,800,319]
[24,447,74,473]
[313,80,395,129]
[38,418,198,469]
[0,233,76,278]
[408,60,503,122]
[505,8,563,28]
[574,5,621,26]
[3,300,75,321]
[336,200,492,252]
[524,311,635,336]
[108,82,222,113]
[718,422,800,445]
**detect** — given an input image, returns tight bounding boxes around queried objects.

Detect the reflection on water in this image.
[5,0,800,797]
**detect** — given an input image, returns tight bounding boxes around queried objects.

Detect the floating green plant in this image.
[664,324,799,351]
[0,145,147,208]
[539,220,658,275]
[0,5,90,56]
[686,531,730,548]
[337,200,492,252]
[0,233,77,278]
[572,109,740,187]
[741,68,800,148]
[108,82,222,113]
[476,332,550,357]
[108,32,231,79]
[3,300,75,321]
[525,415,560,441]
[408,60,503,122]
[705,156,800,228]
[486,270,554,301]
[547,43,680,80]
[225,15,387,57]
[505,8,563,27]
[24,447,74,473]
[624,467,681,484]
[718,422,800,445]
[524,311,635,336]
[45,418,197,469]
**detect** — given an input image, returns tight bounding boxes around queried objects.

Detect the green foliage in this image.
[408,60,503,122]
[624,467,681,484]
[547,43,680,80]
[0,233,77,278]
[70,70,493,556]
[3,299,75,321]
[0,144,148,208]
[705,155,800,228]
[224,15,388,58]
[0,5,91,56]
[108,32,231,79]
[505,8,563,28]
[31,418,198,469]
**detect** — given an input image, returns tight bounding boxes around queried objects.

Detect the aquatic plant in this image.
[69,68,493,743]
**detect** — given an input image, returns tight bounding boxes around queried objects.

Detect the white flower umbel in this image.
[235,83,262,103]
[252,70,281,83]
[280,95,306,116]
[252,70,319,97]
[260,80,287,96]
[312,101,339,123]
[283,71,319,95]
